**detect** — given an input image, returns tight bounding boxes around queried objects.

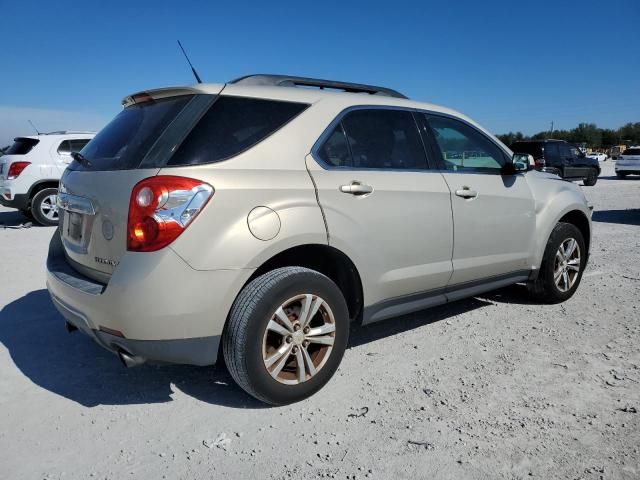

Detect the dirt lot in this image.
[1,161,638,480]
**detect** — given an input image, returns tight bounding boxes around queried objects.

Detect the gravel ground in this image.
[1,161,638,480]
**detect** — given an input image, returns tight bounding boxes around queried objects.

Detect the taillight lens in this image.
[127,176,213,252]
[534,157,545,169]
[7,161,31,179]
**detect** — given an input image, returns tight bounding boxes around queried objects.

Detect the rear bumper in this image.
[0,192,29,210]
[46,231,254,366]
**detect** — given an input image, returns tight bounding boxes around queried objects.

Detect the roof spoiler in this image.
[121,86,202,107]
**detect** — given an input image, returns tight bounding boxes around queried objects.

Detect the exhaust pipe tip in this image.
[117,349,146,368]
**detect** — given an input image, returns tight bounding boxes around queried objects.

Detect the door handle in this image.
[340,182,373,195]
[455,187,478,199]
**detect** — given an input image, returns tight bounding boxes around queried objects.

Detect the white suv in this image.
[46,75,592,405]
[616,146,640,178]
[0,132,95,225]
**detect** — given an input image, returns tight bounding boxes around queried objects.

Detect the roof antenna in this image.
[177,40,203,84]
[27,120,41,135]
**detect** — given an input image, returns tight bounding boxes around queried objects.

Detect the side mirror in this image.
[511,153,535,172]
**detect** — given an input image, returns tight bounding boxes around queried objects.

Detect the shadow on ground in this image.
[592,209,640,226]
[599,175,640,181]
[1,289,493,408]
[0,210,35,229]
[0,290,263,409]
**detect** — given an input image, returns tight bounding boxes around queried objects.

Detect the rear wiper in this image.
[71,151,92,167]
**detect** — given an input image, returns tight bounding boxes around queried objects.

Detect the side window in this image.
[169,96,309,166]
[57,140,71,155]
[339,109,428,170]
[559,143,572,159]
[425,115,506,172]
[544,143,560,161]
[69,139,90,153]
[318,123,351,167]
[569,146,581,158]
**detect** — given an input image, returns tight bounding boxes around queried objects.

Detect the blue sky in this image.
[1,0,638,145]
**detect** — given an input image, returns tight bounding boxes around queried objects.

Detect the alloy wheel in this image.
[262,294,336,385]
[554,238,581,292]
[40,194,59,222]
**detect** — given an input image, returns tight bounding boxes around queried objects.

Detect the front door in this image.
[307,108,454,322]
[423,113,536,286]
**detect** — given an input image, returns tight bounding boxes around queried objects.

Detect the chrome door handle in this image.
[455,187,477,199]
[340,182,373,195]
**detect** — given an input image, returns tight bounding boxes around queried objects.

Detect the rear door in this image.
[54,138,91,175]
[423,113,535,287]
[307,108,454,322]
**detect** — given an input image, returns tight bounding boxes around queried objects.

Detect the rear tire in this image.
[583,169,598,186]
[528,222,586,304]
[223,267,349,405]
[30,188,60,226]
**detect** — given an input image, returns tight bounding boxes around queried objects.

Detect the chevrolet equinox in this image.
[46,75,592,405]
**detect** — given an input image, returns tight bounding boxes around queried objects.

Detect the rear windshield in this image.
[624,148,640,155]
[71,95,192,171]
[511,142,542,158]
[6,137,39,155]
[167,96,309,166]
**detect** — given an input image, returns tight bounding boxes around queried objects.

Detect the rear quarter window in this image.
[167,96,309,166]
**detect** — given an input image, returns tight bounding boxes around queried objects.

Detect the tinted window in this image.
[6,137,39,155]
[624,148,640,155]
[559,143,572,159]
[75,95,192,171]
[70,139,90,152]
[335,109,427,170]
[544,142,560,161]
[511,142,542,158]
[169,96,308,166]
[318,123,351,167]
[426,115,506,172]
[57,140,71,155]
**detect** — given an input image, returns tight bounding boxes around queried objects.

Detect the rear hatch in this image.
[58,88,220,282]
[621,147,640,162]
[0,137,39,180]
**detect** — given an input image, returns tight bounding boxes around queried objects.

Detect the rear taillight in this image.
[534,157,545,169]
[127,176,213,252]
[7,161,31,179]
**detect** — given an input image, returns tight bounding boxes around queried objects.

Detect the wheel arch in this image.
[245,244,364,323]
[27,179,60,202]
[558,209,591,257]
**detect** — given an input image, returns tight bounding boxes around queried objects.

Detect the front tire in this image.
[223,267,349,405]
[30,188,59,226]
[528,222,586,303]
[583,169,598,186]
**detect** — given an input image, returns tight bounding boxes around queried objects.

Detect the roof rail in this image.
[229,74,408,99]
[42,130,96,135]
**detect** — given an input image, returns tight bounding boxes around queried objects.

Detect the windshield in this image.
[6,137,39,155]
[71,95,192,171]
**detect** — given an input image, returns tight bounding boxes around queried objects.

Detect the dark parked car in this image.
[511,139,600,186]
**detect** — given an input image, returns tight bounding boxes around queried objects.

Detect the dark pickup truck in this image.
[511,139,601,186]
